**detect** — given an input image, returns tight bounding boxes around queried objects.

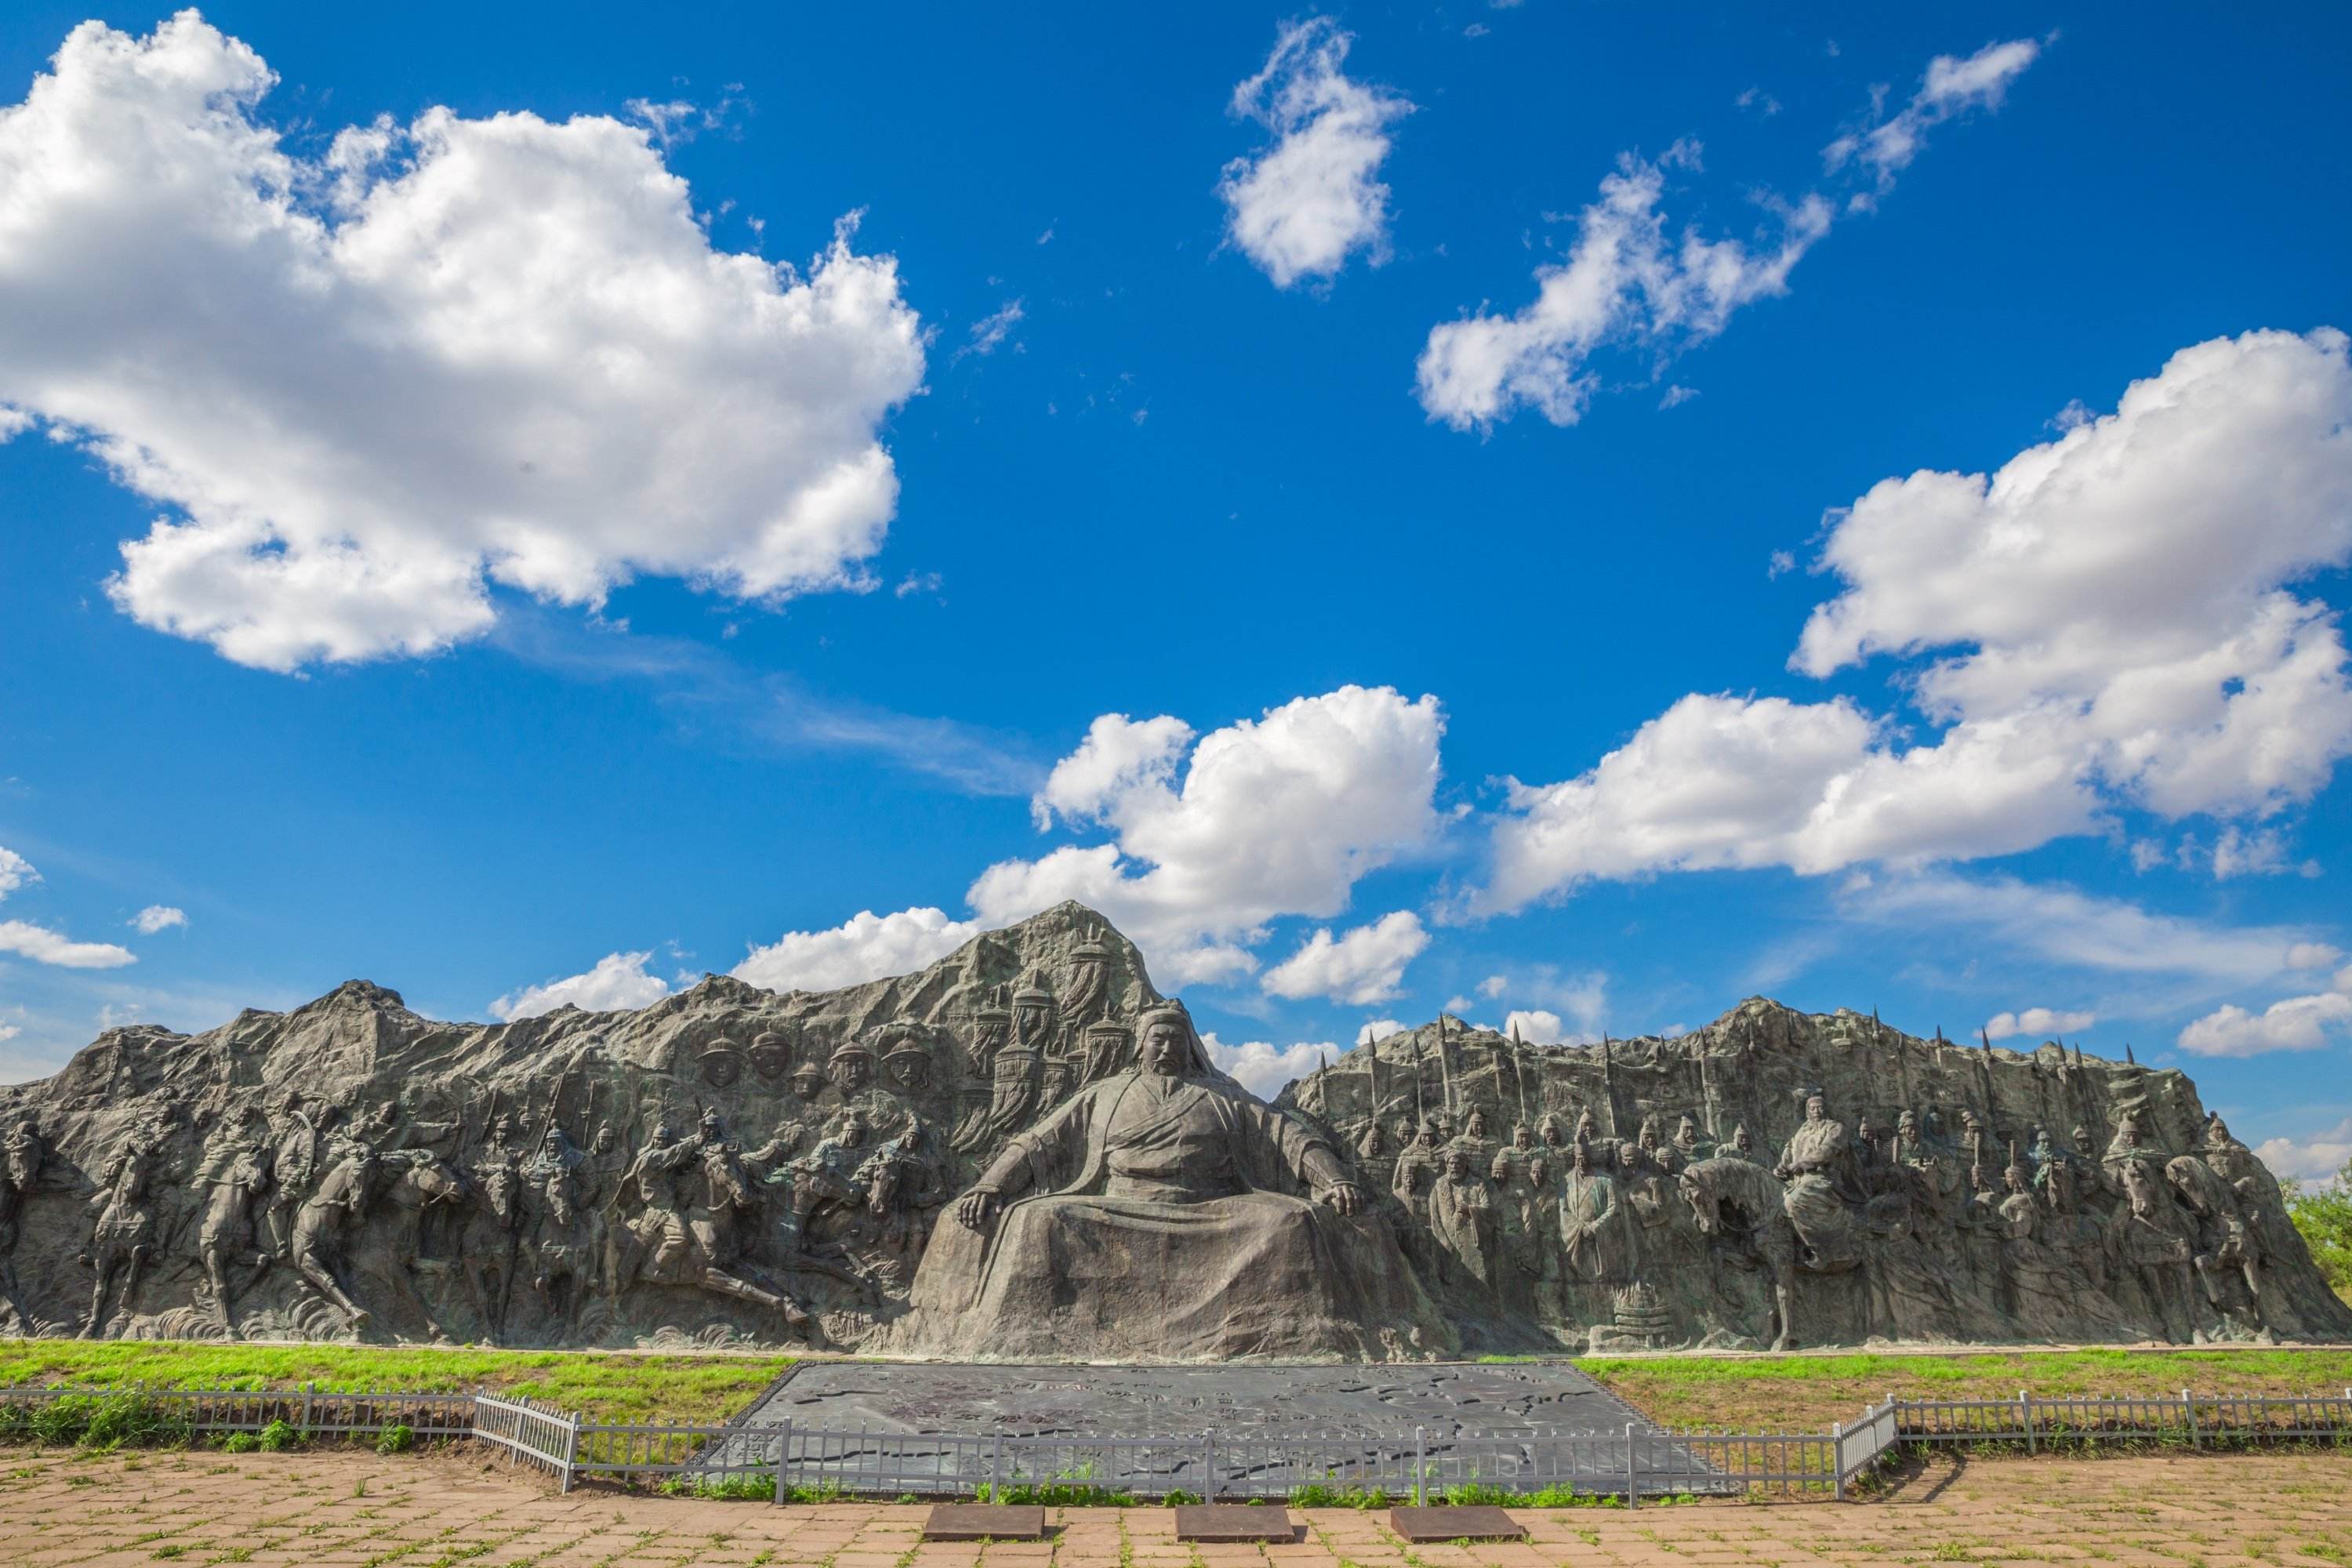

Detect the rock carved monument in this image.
[0,902,2342,1356]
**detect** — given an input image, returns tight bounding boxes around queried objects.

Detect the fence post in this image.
[1832,1421,1846,1502]
[991,1432,1004,1502]
[1624,1422,1637,1512]
[2182,1388,2199,1450]
[301,1382,314,1435]
[559,1410,580,1495]
[773,1419,793,1506]
[2020,1388,2034,1457]
[1202,1433,1216,1501]
[1414,1425,1425,1507]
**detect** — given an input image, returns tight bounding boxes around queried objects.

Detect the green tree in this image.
[2283,1160,2352,1305]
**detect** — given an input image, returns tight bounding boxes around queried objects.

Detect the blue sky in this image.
[2,3,2349,1178]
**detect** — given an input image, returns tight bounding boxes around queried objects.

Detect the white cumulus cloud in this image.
[0,15,925,672]
[2256,1118,2352,1185]
[1200,1031,1332,1101]
[1981,1007,2096,1043]
[735,906,979,993]
[1219,16,1413,289]
[2177,964,2352,1058]
[1261,910,1428,1004]
[1486,329,2352,908]
[970,686,1446,985]
[1356,1018,1406,1044]
[0,920,137,969]
[129,905,186,935]
[0,848,34,901]
[1502,1008,1566,1045]
[491,949,673,1021]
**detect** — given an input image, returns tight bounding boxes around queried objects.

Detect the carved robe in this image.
[898,1068,1446,1359]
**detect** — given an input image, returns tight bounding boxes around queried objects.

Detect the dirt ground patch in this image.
[1,1444,2347,1566]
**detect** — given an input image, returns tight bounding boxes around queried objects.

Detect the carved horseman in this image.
[522,1120,590,1320]
[195,1125,274,1328]
[0,1113,45,1331]
[688,1110,814,1334]
[775,1109,871,1254]
[82,1109,176,1336]
[853,1112,947,1257]
[290,1143,379,1330]
[1774,1087,1863,1272]
[263,1093,323,1259]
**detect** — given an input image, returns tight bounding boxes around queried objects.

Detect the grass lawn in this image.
[0,1340,794,1424]
[6,1339,2351,1435]
[1577,1345,2352,1430]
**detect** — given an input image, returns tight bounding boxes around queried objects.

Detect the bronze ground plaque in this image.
[1173,1504,1298,1542]
[922,1504,1047,1541]
[1388,1504,1526,1542]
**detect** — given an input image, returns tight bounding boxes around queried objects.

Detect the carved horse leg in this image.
[82,1247,120,1338]
[293,1243,369,1330]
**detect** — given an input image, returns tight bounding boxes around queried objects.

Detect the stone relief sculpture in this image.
[890,1000,1447,1359]
[0,902,2340,1357]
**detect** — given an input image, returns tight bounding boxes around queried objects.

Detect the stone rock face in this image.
[1279,1006,2352,1352]
[0,906,2342,1357]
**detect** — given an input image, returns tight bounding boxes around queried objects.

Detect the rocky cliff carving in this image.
[0,904,2343,1357]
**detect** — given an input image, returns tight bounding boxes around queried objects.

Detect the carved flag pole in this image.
[1436,1015,1456,1120]
[1511,1021,1530,1132]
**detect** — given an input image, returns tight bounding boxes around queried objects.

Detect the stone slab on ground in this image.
[1388,1504,1526,1542]
[923,1504,1047,1541]
[1174,1504,1298,1541]
[745,1359,1653,1436]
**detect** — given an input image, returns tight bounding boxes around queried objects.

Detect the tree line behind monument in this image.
[0,902,2343,1358]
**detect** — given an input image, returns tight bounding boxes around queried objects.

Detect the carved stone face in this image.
[701,1049,742,1090]
[591,1127,616,1156]
[1142,1022,1187,1077]
[1572,1141,1592,1174]
[1897,1111,1919,1138]
[749,1032,793,1082]
[1512,1125,1533,1150]
[791,1066,826,1102]
[885,1052,929,1092]
[1442,1148,1471,1180]
[1805,1094,1827,1123]
[834,1055,872,1094]
[1465,1109,1487,1138]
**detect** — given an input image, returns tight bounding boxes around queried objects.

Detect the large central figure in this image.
[893,1000,1446,1360]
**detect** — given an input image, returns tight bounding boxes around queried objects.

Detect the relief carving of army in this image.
[1283,1007,2352,1354]
[0,908,2344,1356]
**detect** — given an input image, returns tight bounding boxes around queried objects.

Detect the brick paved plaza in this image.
[1,1446,2347,1568]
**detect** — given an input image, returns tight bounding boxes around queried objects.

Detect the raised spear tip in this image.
[2125,1043,2136,1064]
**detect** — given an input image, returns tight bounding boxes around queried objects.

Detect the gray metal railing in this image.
[0,1381,2345,1503]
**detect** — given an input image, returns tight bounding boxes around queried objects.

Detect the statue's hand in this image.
[1322,1181,1363,1218]
[956,1187,1001,1232]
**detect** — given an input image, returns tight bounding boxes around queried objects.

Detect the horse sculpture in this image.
[358,1151,476,1342]
[2165,1154,2266,1326]
[82,1138,165,1337]
[1679,1156,1796,1351]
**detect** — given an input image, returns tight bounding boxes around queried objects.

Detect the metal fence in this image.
[0,1381,2345,1504]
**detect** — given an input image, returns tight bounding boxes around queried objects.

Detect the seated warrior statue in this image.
[895,999,1447,1359]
